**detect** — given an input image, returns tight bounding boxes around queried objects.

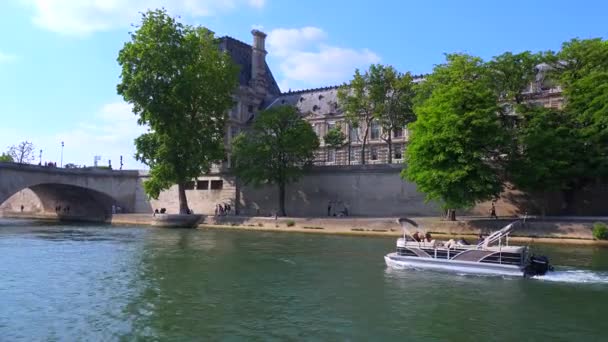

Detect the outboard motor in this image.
[524,255,553,277]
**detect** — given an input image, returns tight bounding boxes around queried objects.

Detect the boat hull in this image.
[385,253,524,277]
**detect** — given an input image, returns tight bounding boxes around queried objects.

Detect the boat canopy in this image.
[477,222,517,248]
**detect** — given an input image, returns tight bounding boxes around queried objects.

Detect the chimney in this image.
[251,29,267,91]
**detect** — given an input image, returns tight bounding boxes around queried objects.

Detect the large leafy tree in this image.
[486,51,548,172]
[117,9,239,214]
[488,51,545,105]
[403,54,507,217]
[555,38,608,182]
[231,106,319,216]
[338,64,416,164]
[8,141,35,164]
[508,105,582,215]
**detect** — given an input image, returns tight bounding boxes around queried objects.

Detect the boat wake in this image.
[533,269,608,284]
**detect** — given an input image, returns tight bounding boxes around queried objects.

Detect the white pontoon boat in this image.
[384,218,552,277]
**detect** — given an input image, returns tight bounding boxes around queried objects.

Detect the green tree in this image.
[231,106,319,216]
[403,54,507,218]
[8,141,35,164]
[375,67,416,163]
[488,51,545,105]
[339,64,416,164]
[555,38,608,185]
[486,51,549,171]
[508,105,582,215]
[117,9,239,214]
[323,127,346,162]
[338,65,389,164]
[323,127,346,149]
[0,152,13,162]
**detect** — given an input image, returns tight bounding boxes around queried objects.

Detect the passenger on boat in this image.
[457,238,469,245]
[444,238,467,249]
[425,232,432,242]
[412,231,421,242]
[444,239,456,249]
[477,234,484,244]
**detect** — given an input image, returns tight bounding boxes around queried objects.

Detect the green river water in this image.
[1,218,607,341]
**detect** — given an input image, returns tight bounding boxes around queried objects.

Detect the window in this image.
[349,125,359,141]
[184,181,195,190]
[327,149,336,163]
[248,105,254,113]
[230,126,240,139]
[230,106,238,119]
[327,122,336,132]
[314,123,323,137]
[197,180,209,190]
[210,180,223,190]
[370,121,380,140]
[394,149,403,160]
[393,127,404,138]
[371,147,378,161]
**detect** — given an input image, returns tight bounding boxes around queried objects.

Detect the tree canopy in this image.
[403,54,507,211]
[7,141,35,164]
[555,38,608,181]
[323,127,346,149]
[338,64,416,164]
[231,106,319,216]
[0,153,13,162]
[117,9,238,214]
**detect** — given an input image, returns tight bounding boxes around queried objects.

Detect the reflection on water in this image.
[1,219,607,340]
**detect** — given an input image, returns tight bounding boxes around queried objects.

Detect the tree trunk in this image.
[562,187,576,215]
[278,182,286,216]
[446,209,456,221]
[361,126,370,165]
[387,133,393,164]
[177,182,189,215]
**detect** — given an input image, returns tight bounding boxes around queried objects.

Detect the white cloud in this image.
[267,27,327,57]
[21,0,267,36]
[267,27,380,91]
[0,51,17,63]
[248,0,266,8]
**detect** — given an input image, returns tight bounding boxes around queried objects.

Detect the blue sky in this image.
[0,0,606,169]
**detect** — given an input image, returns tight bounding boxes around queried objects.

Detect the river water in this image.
[1,219,607,341]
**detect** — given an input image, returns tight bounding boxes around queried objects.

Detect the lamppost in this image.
[39,149,42,165]
[60,141,64,167]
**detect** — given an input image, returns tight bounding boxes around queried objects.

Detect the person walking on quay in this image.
[490,201,498,220]
[327,202,332,217]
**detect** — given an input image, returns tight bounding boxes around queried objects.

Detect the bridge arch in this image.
[0,162,144,222]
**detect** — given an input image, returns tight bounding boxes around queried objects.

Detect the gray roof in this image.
[265,86,342,118]
[264,74,427,117]
[218,36,281,96]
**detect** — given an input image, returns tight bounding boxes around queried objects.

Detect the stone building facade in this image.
[158,30,572,217]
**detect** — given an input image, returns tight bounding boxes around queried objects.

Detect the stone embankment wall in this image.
[139,164,608,218]
[3,164,608,219]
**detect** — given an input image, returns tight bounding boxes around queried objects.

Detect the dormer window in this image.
[299,97,304,102]
[318,94,324,100]
[312,105,319,111]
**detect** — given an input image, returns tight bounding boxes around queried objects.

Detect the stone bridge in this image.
[0,162,151,221]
